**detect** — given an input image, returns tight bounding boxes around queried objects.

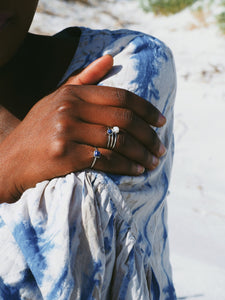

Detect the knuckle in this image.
[104,150,117,166]
[56,100,74,114]
[119,109,134,125]
[58,84,75,97]
[107,151,115,162]
[116,133,127,149]
[49,138,68,158]
[116,88,130,107]
[55,118,70,135]
[150,110,160,125]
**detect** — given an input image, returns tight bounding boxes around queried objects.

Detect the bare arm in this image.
[0,106,20,143]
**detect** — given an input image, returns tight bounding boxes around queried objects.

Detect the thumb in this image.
[65,54,113,86]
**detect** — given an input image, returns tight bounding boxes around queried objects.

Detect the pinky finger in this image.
[89,148,145,176]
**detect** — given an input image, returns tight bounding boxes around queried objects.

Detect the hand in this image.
[0,55,166,203]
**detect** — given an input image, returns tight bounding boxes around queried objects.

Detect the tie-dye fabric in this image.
[0,27,177,300]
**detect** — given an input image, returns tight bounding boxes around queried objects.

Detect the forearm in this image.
[0,106,21,202]
[0,105,20,143]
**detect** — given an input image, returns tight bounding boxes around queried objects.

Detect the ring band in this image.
[107,128,113,148]
[90,148,101,168]
[107,126,119,150]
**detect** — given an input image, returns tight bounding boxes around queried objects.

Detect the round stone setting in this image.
[107,128,113,135]
[94,149,101,158]
[112,126,119,134]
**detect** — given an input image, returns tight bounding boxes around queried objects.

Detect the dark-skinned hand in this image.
[0,55,166,203]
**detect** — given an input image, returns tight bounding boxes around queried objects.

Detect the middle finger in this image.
[75,103,166,158]
[67,121,160,170]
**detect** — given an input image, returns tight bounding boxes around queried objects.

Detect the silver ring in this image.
[107,128,113,148]
[90,148,101,168]
[107,126,119,150]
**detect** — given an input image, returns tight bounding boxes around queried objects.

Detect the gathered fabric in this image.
[0,27,177,300]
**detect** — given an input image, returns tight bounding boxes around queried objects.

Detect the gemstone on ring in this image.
[90,148,101,168]
[107,128,113,135]
[112,126,119,134]
[94,149,101,158]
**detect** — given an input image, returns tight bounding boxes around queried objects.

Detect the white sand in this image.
[31,1,225,299]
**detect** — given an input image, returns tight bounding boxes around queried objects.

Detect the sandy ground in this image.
[31,1,225,299]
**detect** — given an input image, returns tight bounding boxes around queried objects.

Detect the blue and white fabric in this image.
[0,27,177,300]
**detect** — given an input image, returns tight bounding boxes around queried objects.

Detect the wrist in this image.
[0,139,22,204]
[0,172,20,204]
[0,185,20,204]
[0,105,20,144]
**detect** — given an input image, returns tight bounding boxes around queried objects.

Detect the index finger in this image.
[64,55,113,86]
[67,85,166,127]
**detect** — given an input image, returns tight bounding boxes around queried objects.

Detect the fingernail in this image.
[152,156,159,168]
[158,114,166,126]
[159,144,167,157]
[136,165,145,175]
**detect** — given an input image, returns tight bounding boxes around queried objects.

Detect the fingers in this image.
[60,120,161,170]
[65,85,166,127]
[47,140,145,177]
[65,55,113,86]
[67,101,166,158]
[68,144,145,176]
[91,148,145,175]
[50,82,167,175]
[51,88,166,161]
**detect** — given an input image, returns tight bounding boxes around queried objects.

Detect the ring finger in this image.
[70,121,160,170]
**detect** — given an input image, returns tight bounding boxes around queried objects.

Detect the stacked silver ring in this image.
[90,148,101,168]
[107,126,120,150]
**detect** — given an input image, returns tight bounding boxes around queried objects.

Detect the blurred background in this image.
[31,1,225,299]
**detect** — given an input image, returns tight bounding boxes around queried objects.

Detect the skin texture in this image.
[0,0,38,67]
[0,1,167,203]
